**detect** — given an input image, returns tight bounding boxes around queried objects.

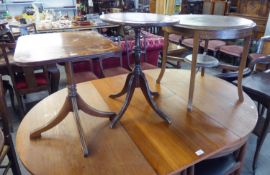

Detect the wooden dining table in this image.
[16,69,258,175]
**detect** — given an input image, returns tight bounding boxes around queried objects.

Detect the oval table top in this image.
[16,69,258,175]
[173,14,256,31]
[100,12,179,27]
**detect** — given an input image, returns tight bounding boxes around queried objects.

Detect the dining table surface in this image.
[16,69,258,175]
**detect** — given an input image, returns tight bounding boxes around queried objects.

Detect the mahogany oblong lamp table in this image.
[157,15,256,111]
[100,12,179,128]
[13,31,121,156]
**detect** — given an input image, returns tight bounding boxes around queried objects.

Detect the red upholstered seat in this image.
[168,34,182,44]
[102,67,130,77]
[182,38,195,48]
[141,62,157,70]
[15,73,48,89]
[248,53,267,62]
[72,61,98,83]
[200,40,226,52]
[219,45,243,57]
[73,71,98,84]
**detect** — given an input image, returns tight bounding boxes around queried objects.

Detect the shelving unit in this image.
[0,0,76,17]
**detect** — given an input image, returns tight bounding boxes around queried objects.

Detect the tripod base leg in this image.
[77,94,116,120]
[30,97,71,139]
[109,73,133,99]
[140,74,172,124]
[110,75,136,128]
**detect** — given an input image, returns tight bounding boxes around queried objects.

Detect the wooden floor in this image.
[3,65,270,175]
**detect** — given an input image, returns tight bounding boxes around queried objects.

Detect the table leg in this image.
[110,27,172,128]
[30,62,116,157]
[187,33,199,111]
[157,31,169,84]
[237,36,251,102]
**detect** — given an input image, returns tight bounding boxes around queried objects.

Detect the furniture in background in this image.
[100,13,178,128]
[16,69,258,175]
[234,55,270,171]
[72,60,98,84]
[14,31,121,157]
[248,35,270,68]
[157,15,256,111]
[0,42,51,116]
[0,76,21,175]
[9,23,37,39]
[0,21,15,43]
[99,47,130,78]
[125,30,160,70]
[70,30,162,80]
[181,0,204,14]
[219,44,243,65]
[203,0,230,15]
[228,0,270,39]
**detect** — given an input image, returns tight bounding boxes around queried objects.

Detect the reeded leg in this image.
[157,31,169,84]
[70,95,89,157]
[30,96,71,139]
[31,61,116,157]
[109,73,133,98]
[237,36,251,102]
[140,74,172,124]
[110,75,136,128]
[188,33,200,111]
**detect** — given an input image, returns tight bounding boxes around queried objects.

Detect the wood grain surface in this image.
[16,69,258,175]
[13,31,121,66]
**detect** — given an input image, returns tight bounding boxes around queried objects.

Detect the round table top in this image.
[100,12,179,27]
[16,69,258,175]
[173,14,256,31]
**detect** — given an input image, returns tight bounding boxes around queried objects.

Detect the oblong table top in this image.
[173,14,256,31]
[13,31,121,66]
[100,12,179,27]
[16,69,258,175]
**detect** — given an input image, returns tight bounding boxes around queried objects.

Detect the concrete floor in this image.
[3,63,270,175]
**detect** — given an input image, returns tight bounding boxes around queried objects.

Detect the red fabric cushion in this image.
[220,45,243,57]
[200,40,226,51]
[73,61,92,73]
[15,73,48,89]
[169,34,182,44]
[182,38,195,48]
[248,53,267,62]
[103,67,130,77]
[73,71,97,84]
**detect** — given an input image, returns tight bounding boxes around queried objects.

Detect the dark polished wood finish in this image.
[16,69,258,175]
[100,13,179,128]
[0,129,3,154]
[0,76,21,175]
[157,14,256,111]
[14,31,122,156]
